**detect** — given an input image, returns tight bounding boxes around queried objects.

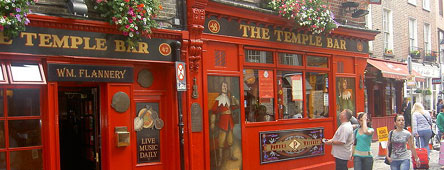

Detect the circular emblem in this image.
[357,42,363,52]
[111,91,130,113]
[137,69,153,88]
[208,20,220,33]
[264,71,269,78]
[139,107,154,128]
[154,119,164,130]
[159,43,171,56]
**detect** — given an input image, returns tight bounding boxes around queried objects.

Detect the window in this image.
[423,0,430,11]
[383,9,393,51]
[408,0,416,5]
[440,0,443,16]
[385,82,395,115]
[0,88,43,169]
[0,62,45,85]
[244,50,330,122]
[244,69,275,122]
[245,50,273,64]
[409,18,417,49]
[424,23,431,53]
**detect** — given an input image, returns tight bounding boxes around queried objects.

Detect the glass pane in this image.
[8,88,40,117]
[0,152,5,170]
[10,149,43,170]
[277,71,304,119]
[10,63,42,82]
[244,69,275,122]
[244,50,273,64]
[9,119,42,148]
[0,121,4,148]
[306,72,329,119]
[306,56,328,68]
[278,53,302,66]
[385,83,392,115]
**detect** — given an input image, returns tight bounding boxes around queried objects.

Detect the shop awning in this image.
[368,59,410,80]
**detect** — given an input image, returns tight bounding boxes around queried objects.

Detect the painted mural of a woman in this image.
[337,78,355,112]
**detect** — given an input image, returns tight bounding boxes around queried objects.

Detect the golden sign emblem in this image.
[208,20,220,33]
[159,43,171,56]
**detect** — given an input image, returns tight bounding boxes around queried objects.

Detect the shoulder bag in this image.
[384,130,393,165]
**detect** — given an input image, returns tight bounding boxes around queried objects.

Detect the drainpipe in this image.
[171,41,185,170]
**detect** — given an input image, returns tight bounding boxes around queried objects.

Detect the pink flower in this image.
[125,25,130,29]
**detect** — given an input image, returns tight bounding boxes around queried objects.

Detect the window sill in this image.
[408,1,416,6]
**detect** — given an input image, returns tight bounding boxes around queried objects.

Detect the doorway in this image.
[58,87,101,170]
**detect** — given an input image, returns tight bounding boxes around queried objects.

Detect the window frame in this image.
[6,62,46,85]
[423,0,430,11]
[0,63,8,85]
[243,48,331,125]
[408,0,416,6]
[409,18,418,49]
[423,23,431,53]
[0,86,44,169]
[383,9,393,51]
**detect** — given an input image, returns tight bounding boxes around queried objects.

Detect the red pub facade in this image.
[0,0,377,170]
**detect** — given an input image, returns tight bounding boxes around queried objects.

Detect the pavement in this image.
[349,141,442,170]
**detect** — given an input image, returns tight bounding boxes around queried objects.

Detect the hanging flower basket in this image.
[0,0,36,39]
[94,0,161,47]
[268,0,338,34]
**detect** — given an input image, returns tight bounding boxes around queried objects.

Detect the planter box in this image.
[424,55,436,62]
[410,53,421,59]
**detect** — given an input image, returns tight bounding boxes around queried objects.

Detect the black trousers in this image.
[335,157,349,170]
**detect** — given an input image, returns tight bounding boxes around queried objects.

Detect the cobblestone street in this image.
[349,142,442,170]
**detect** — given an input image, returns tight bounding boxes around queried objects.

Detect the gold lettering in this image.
[70,36,83,49]
[239,24,250,38]
[95,38,107,51]
[20,32,36,46]
[290,33,301,44]
[109,71,115,78]
[98,70,103,78]
[66,69,75,77]
[83,37,97,50]
[316,36,322,47]
[274,30,283,42]
[333,39,340,49]
[301,34,309,45]
[91,70,98,78]
[114,40,126,52]
[104,70,109,78]
[309,35,316,46]
[52,35,70,48]
[138,42,149,54]
[340,40,346,50]
[284,31,292,43]
[250,26,261,39]
[326,38,333,48]
[38,34,53,47]
[79,69,86,77]
[262,28,270,40]
[126,46,139,53]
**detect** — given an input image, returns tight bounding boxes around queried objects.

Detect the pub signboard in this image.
[260,128,325,164]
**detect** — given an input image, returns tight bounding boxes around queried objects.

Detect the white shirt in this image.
[331,121,354,160]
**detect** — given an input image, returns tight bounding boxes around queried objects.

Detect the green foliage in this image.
[0,0,36,39]
[268,0,338,34]
[94,0,161,47]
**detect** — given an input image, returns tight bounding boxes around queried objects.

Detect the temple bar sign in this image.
[47,64,134,82]
[204,16,369,53]
[0,26,174,61]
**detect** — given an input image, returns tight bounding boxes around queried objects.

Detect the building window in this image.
[385,82,396,115]
[440,0,443,16]
[409,18,417,50]
[423,0,430,10]
[245,49,273,64]
[408,0,416,6]
[0,88,43,169]
[244,49,330,122]
[383,9,393,52]
[424,23,431,53]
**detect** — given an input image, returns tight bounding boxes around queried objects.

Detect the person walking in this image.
[437,107,444,169]
[401,98,412,129]
[325,109,354,170]
[411,102,433,158]
[353,112,374,170]
[386,114,420,170]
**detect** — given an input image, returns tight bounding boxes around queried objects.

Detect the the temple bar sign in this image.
[204,16,369,53]
[47,64,134,82]
[0,26,174,61]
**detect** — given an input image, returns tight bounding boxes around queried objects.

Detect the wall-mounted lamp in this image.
[68,0,88,17]
[341,2,369,18]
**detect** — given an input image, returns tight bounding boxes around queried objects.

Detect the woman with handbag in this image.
[411,102,433,158]
[386,114,420,170]
[353,112,374,170]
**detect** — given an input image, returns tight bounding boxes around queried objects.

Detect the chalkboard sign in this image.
[136,103,160,163]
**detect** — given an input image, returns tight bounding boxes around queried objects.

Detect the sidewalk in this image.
[348,142,442,170]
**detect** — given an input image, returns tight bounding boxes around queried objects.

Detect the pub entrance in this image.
[58,87,101,170]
